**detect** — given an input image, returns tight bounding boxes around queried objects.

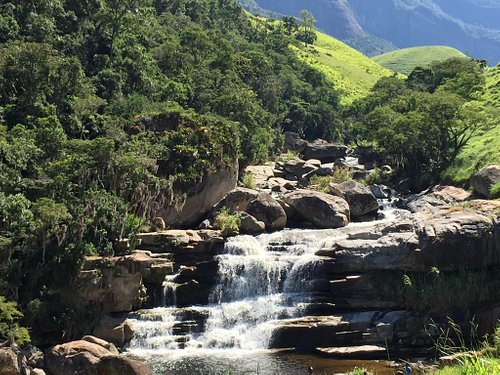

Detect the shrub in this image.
[0,296,30,345]
[309,168,353,192]
[214,208,241,236]
[490,182,500,199]
[241,172,256,189]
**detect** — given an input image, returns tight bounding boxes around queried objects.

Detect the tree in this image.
[0,296,30,345]
[296,10,317,45]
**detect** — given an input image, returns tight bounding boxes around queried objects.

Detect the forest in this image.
[0,0,494,345]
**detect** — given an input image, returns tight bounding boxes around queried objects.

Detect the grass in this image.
[443,65,500,185]
[431,322,500,375]
[241,171,256,189]
[214,208,241,236]
[372,46,466,75]
[291,31,394,104]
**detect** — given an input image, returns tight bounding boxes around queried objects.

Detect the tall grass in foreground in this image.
[432,321,500,374]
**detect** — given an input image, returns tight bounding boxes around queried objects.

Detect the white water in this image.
[127,206,402,356]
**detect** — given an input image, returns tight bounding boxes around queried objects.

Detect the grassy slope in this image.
[373,46,466,75]
[290,32,394,104]
[443,65,500,184]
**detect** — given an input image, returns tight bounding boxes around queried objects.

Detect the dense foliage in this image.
[347,58,490,190]
[0,0,341,343]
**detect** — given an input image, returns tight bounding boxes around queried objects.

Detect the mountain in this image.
[373,46,466,75]
[242,0,500,64]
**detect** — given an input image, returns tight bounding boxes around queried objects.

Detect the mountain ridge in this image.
[242,0,500,63]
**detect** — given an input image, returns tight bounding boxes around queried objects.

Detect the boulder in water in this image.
[329,180,379,218]
[93,316,135,348]
[283,190,349,228]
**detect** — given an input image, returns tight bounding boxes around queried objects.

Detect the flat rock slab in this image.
[316,345,387,359]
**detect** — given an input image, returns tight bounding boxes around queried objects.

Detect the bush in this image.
[241,172,256,189]
[0,296,30,345]
[309,168,353,192]
[490,182,500,199]
[214,208,241,236]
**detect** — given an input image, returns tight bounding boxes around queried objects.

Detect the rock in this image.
[197,219,212,230]
[150,217,165,231]
[316,345,387,359]
[93,316,134,348]
[244,164,275,188]
[431,185,471,203]
[92,356,153,375]
[82,336,119,355]
[283,131,307,152]
[283,158,317,178]
[246,193,287,231]
[158,164,238,228]
[370,184,393,199]
[0,347,19,375]
[45,340,112,375]
[24,346,44,370]
[329,180,379,217]
[30,370,46,375]
[354,147,383,166]
[239,212,266,234]
[470,165,500,198]
[283,190,349,229]
[302,142,348,163]
[212,188,260,214]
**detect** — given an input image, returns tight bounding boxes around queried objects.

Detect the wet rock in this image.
[283,190,349,229]
[471,165,500,198]
[329,180,379,217]
[93,316,135,348]
[316,345,387,359]
[246,193,287,230]
[370,184,393,199]
[92,356,153,375]
[239,212,266,234]
[302,141,348,163]
[0,347,19,375]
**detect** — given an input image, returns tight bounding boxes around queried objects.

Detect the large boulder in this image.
[283,190,350,228]
[0,347,19,375]
[212,188,260,214]
[91,356,153,375]
[45,339,111,375]
[329,180,379,217]
[471,165,500,198]
[302,141,348,163]
[46,338,152,375]
[158,164,238,228]
[246,193,287,231]
[93,316,134,348]
[238,212,266,234]
[283,158,317,179]
[283,131,307,152]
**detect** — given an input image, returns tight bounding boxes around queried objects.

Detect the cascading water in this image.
[128,230,330,352]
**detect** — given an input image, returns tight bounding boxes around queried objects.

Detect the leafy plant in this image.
[241,172,256,189]
[490,182,500,199]
[214,208,241,237]
[0,296,30,345]
[309,168,353,192]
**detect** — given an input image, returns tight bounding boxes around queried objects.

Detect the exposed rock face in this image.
[329,180,379,217]
[158,164,238,227]
[0,347,19,375]
[302,141,349,163]
[471,165,500,198]
[91,356,153,375]
[246,193,287,230]
[283,190,350,228]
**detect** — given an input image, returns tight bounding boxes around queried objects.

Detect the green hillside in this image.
[290,32,394,104]
[373,46,466,75]
[444,65,500,184]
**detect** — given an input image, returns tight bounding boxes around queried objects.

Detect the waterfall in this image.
[127,229,331,352]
